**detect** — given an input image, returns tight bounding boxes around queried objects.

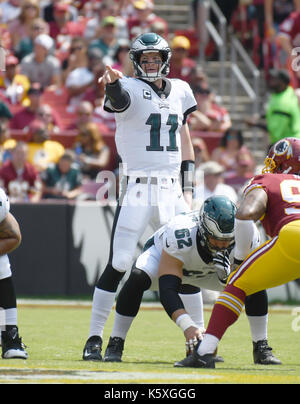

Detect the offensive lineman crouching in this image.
[103,196,281,365]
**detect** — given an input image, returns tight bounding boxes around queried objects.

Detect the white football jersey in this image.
[153,211,224,288]
[0,188,10,223]
[151,211,260,290]
[105,77,197,177]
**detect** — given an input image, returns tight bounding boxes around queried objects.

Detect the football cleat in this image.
[253,340,282,365]
[82,336,103,361]
[1,327,28,360]
[104,337,124,362]
[175,341,216,369]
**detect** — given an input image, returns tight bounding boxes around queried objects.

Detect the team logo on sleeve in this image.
[143,89,152,100]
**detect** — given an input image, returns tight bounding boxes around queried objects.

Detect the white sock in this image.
[179,291,205,329]
[197,333,219,355]
[247,314,268,342]
[89,287,116,338]
[0,308,18,344]
[111,312,135,340]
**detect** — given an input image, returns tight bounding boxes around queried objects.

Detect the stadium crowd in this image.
[0,0,299,204]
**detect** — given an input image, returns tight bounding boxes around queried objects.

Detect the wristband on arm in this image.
[180,160,195,193]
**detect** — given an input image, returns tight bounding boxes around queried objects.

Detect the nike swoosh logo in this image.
[166,239,170,248]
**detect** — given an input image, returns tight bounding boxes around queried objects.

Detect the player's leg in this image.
[104,244,158,362]
[104,267,152,362]
[175,222,300,367]
[83,186,153,361]
[245,291,281,365]
[0,256,28,359]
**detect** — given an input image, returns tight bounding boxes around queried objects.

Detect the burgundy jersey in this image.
[244,173,300,237]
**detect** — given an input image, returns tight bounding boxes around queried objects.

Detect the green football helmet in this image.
[129,32,171,82]
[199,196,236,255]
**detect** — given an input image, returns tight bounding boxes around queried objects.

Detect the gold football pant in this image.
[228,220,300,296]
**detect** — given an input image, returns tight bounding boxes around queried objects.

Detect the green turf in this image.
[0,304,300,384]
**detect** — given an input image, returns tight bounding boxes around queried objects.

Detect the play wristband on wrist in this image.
[175,313,197,332]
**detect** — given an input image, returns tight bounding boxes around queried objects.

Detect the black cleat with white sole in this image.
[1,327,28,360]
[82,336,103,361]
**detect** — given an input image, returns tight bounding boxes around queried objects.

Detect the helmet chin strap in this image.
[136,61,167,82]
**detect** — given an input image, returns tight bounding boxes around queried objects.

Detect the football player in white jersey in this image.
[103,196,281,365]
[0,188,28,360]
[83,33,198,361]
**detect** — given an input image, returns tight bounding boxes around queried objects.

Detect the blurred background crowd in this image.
[0,0,299,206]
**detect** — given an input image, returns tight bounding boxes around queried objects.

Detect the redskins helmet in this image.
[262,137,300,175]
[129,32,171,82]
[199,196,236,255]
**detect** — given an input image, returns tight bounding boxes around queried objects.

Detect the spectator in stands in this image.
[0,105,14,163]
[14,17,49,61]
[8,0,40,49]
[189,85,232,132]
[192,136,210,169]
[65,100,104,132]
[211,128,255,192]
[20,34,61,88]
[111,40,132,74]
[192,160,238,210]
[10,82,62,131]
[26,119,65,171]
[88,16,121,66]
[48,1,85,46]
[0,0,22,24]
[84,0,129,42]
[266,68,300,143]
[188,66,209,90]
[150,19,170,41]
[42,0,78,23]
[82,48,106,107]
[61,36,89,84]
[265,0,300,38]
[37,104,63,133]
[0,102,12,123]
[127,0,168,40]
[168,35,196,84]
[41,150,83,200]
[65,66,94,113]
[0,141,41,202]
[0,55,30,106]
[276,9,300,86]
[245,69,300,146]
[72,122,110,180]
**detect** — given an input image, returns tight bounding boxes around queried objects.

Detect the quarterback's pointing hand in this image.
[98,65,123,86]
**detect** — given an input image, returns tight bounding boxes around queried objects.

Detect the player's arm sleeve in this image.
[104,79,131,112]
[159,273,185,318]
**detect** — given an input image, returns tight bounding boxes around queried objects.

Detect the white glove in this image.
[213,251,231,282]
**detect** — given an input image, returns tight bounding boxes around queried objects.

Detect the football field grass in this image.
[1,302,300,384]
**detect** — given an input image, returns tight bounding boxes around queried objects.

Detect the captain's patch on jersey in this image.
[143,89,152,100]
